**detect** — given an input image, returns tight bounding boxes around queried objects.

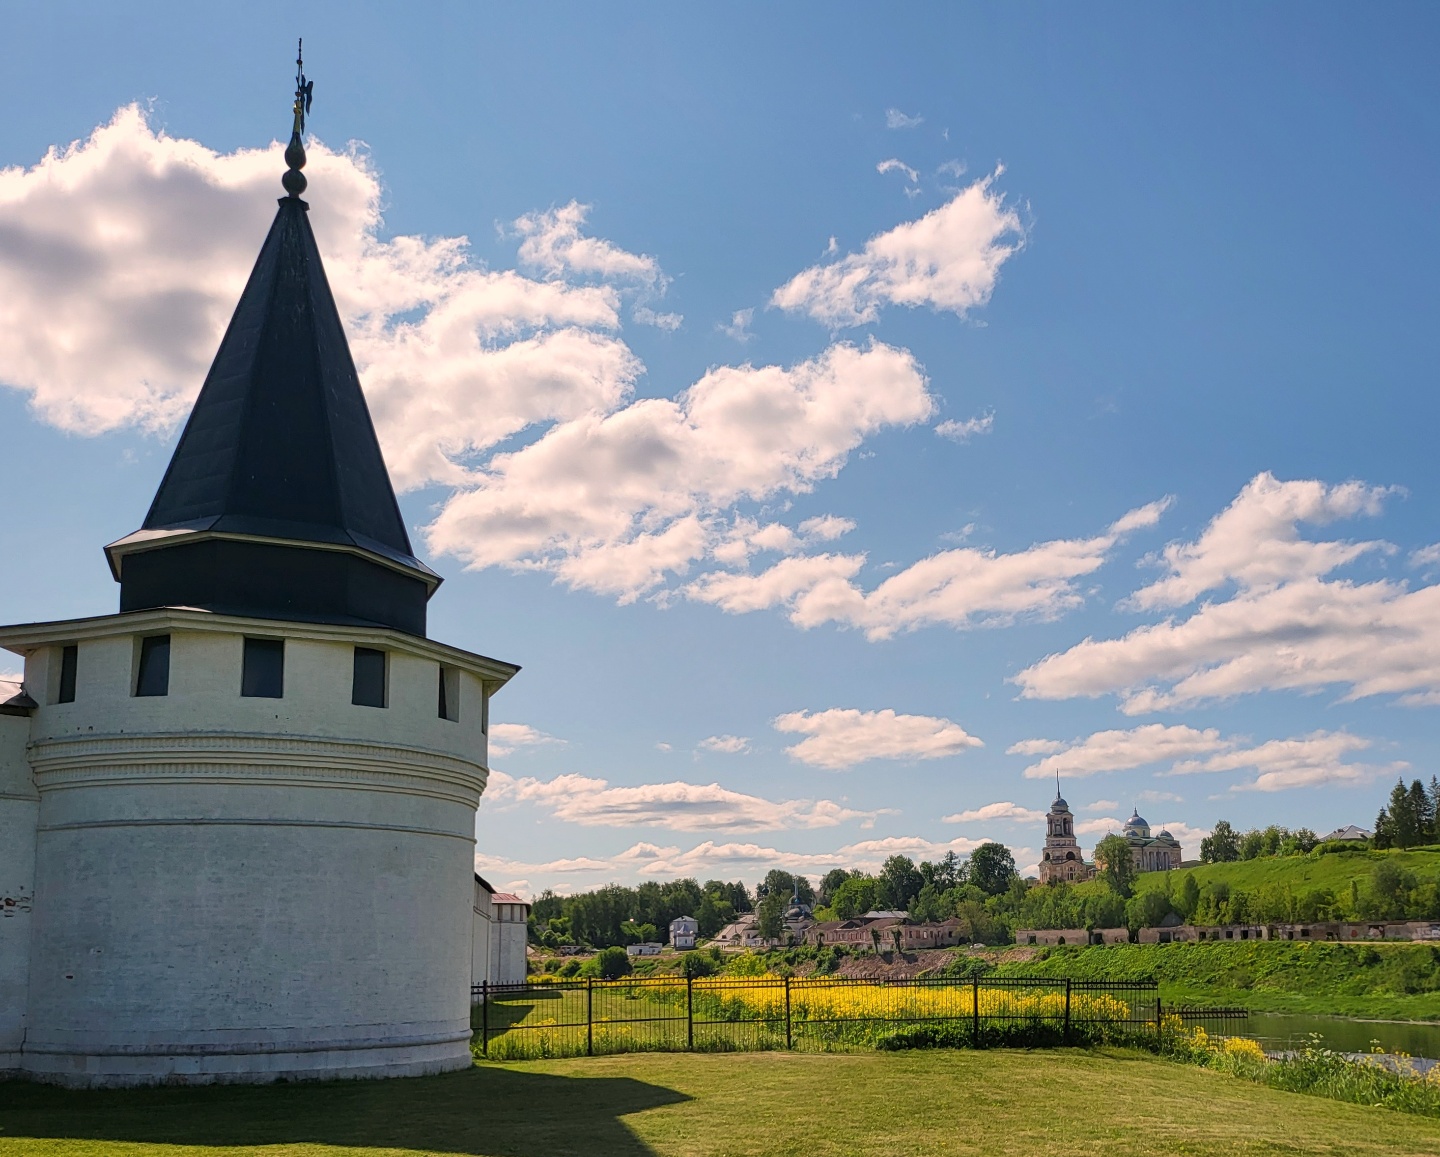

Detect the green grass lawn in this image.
[4,1049,1440,1156]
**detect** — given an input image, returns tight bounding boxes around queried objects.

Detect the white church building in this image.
[0,86,520,1086]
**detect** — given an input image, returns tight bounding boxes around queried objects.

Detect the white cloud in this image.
[1012,719,1397,794]
[1013,723,1227,780]
[1126,473,1393,611]
[488,723,564,758]
[1075,816,1125,836]
[697,734,751,755]
[426,340,935,599]
[687,499,1171,640]
[937,160,967,178]
[1168,731,1403,793]
[885,109,924,129]
[633,304,683,330]
[655,742,673,753]
[1014,473,1440,712]
[877,158,920,183]
[773,708,982,770]
[514,200,663,285]
[771,173,1023,327]
[0,672,22,700]
[935,412,994,442]
[1082,799,1119,812]
[484,769,883,831]
[943,801,1045,824]
[719,307,754,342]
[1137,790,1183,804]
[0,106,646,497]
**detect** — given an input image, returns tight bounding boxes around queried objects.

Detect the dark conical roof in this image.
[145,196,413,559]
[107,195,438,636]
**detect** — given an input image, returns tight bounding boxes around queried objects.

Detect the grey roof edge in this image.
[104,526,442,591]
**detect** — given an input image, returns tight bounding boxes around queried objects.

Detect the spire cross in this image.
[293,39,314,136]
[282,39,313,199]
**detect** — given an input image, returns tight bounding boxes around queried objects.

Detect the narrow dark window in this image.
[242,638,285,698]
[438,665,459,721]
[480,689,489,735]
[352,647,387,708]
[57,645,78,704]
[135,635,171,697]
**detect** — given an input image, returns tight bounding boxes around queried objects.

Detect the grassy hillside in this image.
[997,940,1440,1020]
[1118,846,1440,898]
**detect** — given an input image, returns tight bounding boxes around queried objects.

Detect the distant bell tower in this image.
[1038,775,1094,884]
[0,48,519,1087]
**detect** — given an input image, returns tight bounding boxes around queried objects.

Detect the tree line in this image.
[1375,777,1440,849]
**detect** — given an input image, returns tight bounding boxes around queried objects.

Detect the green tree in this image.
[1094,834,1137,898]
[756,889,787,941]
[968,842,1017,896]
[818,869,852,907]
[590,945,632,979]
[1176,874,1201,920]
[831,876,878,920]
[1200,820,1241,863]
[909,882,947,923]
[1126,888,1172,930]
[878,854,924,911]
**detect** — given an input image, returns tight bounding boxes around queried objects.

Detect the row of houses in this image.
[1016,919,1440,947]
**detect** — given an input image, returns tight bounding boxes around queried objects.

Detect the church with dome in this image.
[1038,787,1184,883]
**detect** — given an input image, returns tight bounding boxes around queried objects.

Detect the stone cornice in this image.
[27,730,489,807]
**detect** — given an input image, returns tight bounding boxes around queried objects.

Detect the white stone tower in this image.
[0,65,518,1087]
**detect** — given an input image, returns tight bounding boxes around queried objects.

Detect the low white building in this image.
[626,942,663,957]
[472,875,530,993]
[669,915,698,950]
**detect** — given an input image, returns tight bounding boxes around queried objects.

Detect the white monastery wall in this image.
[1,608,507,1086]
[0,711,38,1070]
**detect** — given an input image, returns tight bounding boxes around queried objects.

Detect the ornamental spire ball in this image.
[282,39,313,197]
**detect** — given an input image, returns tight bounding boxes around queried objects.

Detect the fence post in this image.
[686,974,694,1050]
[587,978,594,1057]
[972,975,980,1047]
[784,976,793,1050]
[1063,979,1071,1045]
[1156,991,1163,1043]
[481,980,489,1055]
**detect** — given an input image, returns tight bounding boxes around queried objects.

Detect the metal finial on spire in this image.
[282,39,313,198]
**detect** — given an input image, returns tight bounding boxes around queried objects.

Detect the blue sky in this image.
[2,3,1438,894]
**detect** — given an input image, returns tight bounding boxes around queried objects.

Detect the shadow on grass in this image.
[0,1064,689,1156]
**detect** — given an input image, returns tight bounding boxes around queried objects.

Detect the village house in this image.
[804,916,965,951]
[1015,928,1129,946]
[669,916,698,950]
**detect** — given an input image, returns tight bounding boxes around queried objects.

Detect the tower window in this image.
[242,638,285,699]
[57,645,78,704]
[481,688,489,735]
[352,647,387,708]
[135,635,171,697]
[438,665,459,721]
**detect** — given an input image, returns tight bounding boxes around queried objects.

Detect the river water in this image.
[1205,1012,1440,1064]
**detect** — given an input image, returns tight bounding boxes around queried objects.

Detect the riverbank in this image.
[4,1049,1439,1156]
[986,940,1440,1021]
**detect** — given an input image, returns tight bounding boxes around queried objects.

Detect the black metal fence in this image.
[471,974,1188,1060]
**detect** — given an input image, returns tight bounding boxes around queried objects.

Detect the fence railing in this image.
[471,974,1180,1060]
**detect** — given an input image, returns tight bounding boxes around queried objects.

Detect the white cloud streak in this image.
[1014,474,1440,712]
[773,708,983,770]
[943,801,1045,824]
[885,109,924,129]
[488,723,564,758]
[484,770,884,832]
[771,173,1023,328]
[935,412,994,442]
[686,499,1171,640]
[877,158,920,183]
[697,735,751,755]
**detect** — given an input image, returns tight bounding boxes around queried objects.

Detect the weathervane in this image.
[282,38,314,198]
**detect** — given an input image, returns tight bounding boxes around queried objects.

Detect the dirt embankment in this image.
[791,944,1041,981]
